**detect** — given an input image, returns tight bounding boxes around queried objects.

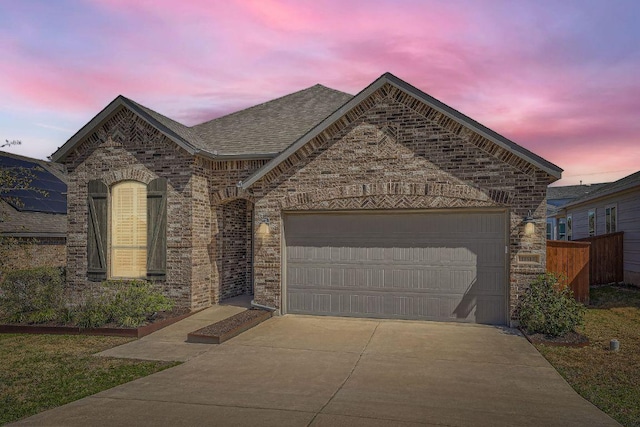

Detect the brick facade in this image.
[1,236,66,272]
[62,109,198,308]
[248,83,551,322]
[59,79,555,324]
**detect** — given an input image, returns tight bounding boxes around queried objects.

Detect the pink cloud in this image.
[1,0,637,185]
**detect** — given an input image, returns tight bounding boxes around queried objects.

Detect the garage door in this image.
[284,211,507,324]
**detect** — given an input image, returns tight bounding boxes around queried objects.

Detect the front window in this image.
[111,181,147,278]
[605,205,617,233]
[546,222,552,240]
[588,209,596,237]
[567,215,572,241]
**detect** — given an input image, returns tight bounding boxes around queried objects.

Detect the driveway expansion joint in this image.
[307,321,381,426]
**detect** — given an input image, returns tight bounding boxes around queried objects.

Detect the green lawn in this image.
[536,285,640,427]
[0,334,178,425]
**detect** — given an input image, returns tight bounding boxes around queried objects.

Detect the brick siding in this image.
[1,236,66,272]
[248,83,552,322]
[61,82,553,323]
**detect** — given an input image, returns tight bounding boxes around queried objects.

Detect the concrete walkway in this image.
[12,315,619,426]
[97,295,252,361]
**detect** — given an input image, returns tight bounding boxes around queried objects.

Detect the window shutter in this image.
[87,180,108,281]
[147,177,167,279]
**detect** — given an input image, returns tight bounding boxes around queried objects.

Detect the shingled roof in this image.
[52,85,353,161]
[547,183,609,203]
[0,151,67,237]
[191,85,353,156]
[563,170,640,208]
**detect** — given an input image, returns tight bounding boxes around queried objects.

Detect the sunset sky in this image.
[1,0,638,186]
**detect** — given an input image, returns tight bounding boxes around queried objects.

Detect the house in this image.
[546,183,608,240]
[51,72,562,326]
[551,171,640,285]
[0,151,67,271]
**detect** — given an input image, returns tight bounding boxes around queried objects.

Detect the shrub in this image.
[104,280,174,327]
[518,273,586,336]
[0,267,65,323]
[74,296,111,328]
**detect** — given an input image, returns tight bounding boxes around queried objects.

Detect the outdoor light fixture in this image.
[524,210,535,236]
[256,217,270,237]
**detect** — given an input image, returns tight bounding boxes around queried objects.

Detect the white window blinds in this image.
[111,181,147,278]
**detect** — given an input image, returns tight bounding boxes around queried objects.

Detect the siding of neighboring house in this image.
[567,188,640,284]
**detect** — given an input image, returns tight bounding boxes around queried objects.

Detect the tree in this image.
[2,140,21,148]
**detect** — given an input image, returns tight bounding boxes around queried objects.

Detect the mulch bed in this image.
[521,329,590,347]
[0,308,197,338]
[187,308,272,344]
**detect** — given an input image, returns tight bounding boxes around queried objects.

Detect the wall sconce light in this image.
[256,217,270,237]
[524,210,535,236]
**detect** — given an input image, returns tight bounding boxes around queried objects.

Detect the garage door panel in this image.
[287,290,506,323]
[285,211,507,324]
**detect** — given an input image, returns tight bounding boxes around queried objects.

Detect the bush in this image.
[518,273,586,336]
[0,273,174,328]
[0,267,65,323]
[105,280,174,327]
[74,296,111,328]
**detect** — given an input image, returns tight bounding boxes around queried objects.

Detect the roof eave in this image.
[380,73,563,179]
[51,96,198,163]
[0,232,67,238]
[240,73,562,190]
[195,151,278,161]
[562,183,640,210]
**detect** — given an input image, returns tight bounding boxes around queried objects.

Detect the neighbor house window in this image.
[558,218,566,240]
[546,222,552,240]
[567,215,572,241]
[588,209,596,236]
[111,181,147,278]
[605,205,617,233]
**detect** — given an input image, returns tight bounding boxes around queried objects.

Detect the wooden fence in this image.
[546,240,590,303]
[575,232,624,285]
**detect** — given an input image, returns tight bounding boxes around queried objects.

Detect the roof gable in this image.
[51,96,201,162]
[51,86,353,162]
[240,72,563,189]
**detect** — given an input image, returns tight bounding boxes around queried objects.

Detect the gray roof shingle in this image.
[564,170,640,207]
[547,183,609,202]
[0,151,67,236]
[191,84,353,156]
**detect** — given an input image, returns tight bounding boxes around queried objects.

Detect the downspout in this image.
[251,300,277,312]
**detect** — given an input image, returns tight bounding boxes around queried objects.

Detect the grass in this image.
[535,284,640,427]
[0,334,179,425]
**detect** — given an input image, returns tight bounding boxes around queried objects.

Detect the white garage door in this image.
[284,211,508,324]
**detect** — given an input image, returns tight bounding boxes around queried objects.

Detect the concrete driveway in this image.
[12,315,618,426]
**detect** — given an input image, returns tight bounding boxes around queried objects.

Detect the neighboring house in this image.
[0,151,67,270]
[552,171,640,285]
[546,183,608,240]
[51,72,562,326]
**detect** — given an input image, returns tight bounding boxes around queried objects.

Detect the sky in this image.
[1,0,638,186]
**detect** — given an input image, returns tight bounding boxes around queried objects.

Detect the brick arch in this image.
[211,186,256,205]
[279,181,512,209]
[101,167,157,187]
